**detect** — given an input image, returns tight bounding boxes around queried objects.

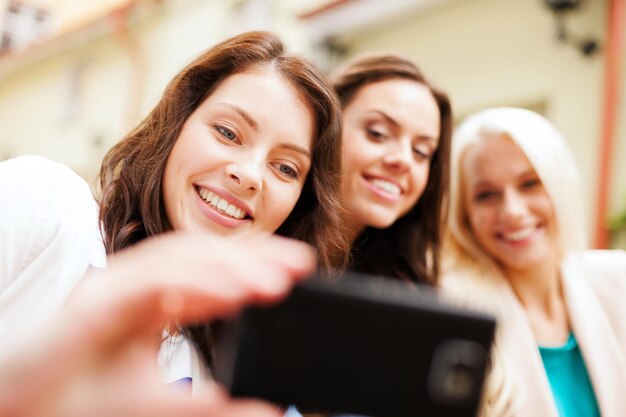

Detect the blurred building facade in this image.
[300,0,625,248]
[0,0,624,247]
[0,0,323,179]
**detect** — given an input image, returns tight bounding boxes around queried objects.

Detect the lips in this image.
[363,174,404,196]
[498,224,541,243]
[195,185,252,220]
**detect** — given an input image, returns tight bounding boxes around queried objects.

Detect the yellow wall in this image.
[0,0,310,182]
[342,0,624,244]
[1,0,624,244]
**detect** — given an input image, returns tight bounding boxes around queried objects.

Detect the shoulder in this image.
[0,154,81,180]
[567,249,626,291]
[0,155,103,286]
[0,155,95,208]
[441,265,509,315]
[1,153,95,195]
[564,250,626,322]
[0,154,98,229]
[578,248,626,266]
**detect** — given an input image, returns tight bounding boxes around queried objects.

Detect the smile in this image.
[196,187,250,220]
[370,178,402,196]
[499,226,538,243]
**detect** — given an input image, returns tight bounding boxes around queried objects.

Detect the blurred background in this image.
[0,0,624,248]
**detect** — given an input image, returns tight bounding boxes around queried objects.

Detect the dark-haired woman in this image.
[331,54,452,286]
[284,53,453,417]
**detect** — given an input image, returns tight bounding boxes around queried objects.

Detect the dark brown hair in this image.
[99,31,349,270]
[331,54,452,286]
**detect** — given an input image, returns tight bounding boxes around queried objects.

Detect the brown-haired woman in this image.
[331,54,452,285]
[98,31,349,387]
[284,53,454,417]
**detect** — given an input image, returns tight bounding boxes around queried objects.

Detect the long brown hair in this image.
[331,54,452,285]
[99,31,349,270]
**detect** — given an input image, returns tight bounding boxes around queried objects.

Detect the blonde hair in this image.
[441,270,519,417]
[443,107,587,416]
[447,107,586,273]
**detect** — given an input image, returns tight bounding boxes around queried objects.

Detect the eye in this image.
[215,125,238,142]
[272,162,298,179]
[475,190,498,202]
[412,144,432,161]
[520,178,541,190]
[366,128,388,141]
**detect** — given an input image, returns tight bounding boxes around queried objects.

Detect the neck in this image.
[504,258,570,344]
[346,219,366,248]
[505,260,560,311]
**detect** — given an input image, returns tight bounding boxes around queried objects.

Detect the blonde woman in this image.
[443,107,626,417]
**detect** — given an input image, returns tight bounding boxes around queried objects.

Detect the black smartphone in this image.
[211,273,496,417]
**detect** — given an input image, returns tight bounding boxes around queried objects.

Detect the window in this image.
[7,1,21,15]
[0,33,13,52]
[229,0,272,35]
[1,0,49,52]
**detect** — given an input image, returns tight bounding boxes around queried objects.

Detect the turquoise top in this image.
[539,333,601,417]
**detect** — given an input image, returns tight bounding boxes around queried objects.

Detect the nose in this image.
[382,140,412,173]
[501,188,528,221]
[225,158,263,193]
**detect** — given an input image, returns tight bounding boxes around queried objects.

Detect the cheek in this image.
[466,208,493,243]
[162,153,180,208]
[266,184,305,228]
[409,165,431,201]
[341,141,364,176]
[537,199,555,221]
[342,128,375,173]
[165,135,200,184]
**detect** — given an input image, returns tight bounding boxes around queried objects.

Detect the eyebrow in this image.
[218,102,311,159]
[218,103,259,131]
[279,143,311,159]
[370,110,438,143]
[471,170,537,189]
[471,180,494,190]
[519,169,539,178]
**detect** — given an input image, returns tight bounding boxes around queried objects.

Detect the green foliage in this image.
[608,201,626,249]
[608,210,626,230]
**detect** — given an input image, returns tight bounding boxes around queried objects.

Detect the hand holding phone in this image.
[209,273,496,417]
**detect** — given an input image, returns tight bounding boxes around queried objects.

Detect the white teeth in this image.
[197,188,247,220]
[370,179,401,195]
[502,227,534,242]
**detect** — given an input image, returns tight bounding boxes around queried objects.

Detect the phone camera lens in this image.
[427,339,487,406]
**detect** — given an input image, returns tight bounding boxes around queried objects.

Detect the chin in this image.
[366,216,397,230]
[502,255,548,272]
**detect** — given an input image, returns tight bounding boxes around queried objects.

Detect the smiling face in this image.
[340,79,440,237]
[462,134,558,275]
[162,68,314,238]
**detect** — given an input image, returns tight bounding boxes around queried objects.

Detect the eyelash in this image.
[367,128,433,162]
[475,191,497,202]
[366,128,387,141]
[212,123,301,180]
[272,163,298,180]
[474,179,542,202]
[413,146,431,160]
[215,125,238,143]
[521,178,541,189]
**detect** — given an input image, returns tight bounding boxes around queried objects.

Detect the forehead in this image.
[348,79,440,133]
[462,134,536,184]
[199,69,314,144]
[208,68,298,104]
